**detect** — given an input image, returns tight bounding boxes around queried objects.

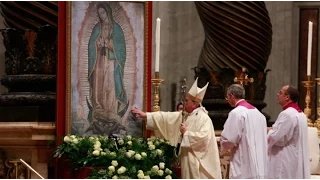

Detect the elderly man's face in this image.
[277,86,289,106]
[184,96,197,113]
[226,93,236,107]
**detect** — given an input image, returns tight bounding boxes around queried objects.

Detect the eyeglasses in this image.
[278,90,288,96]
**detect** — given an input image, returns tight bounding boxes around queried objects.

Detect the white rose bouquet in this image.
[54,135,178,179]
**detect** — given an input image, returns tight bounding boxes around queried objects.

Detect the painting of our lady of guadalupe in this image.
[70,2,146,137]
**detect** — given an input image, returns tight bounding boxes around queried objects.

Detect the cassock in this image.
[267,103,310,179]
[146,107,221,179]
[220,100,268,179]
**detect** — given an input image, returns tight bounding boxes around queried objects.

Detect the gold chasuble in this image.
[146,108,221,179]
[146,111,182,146]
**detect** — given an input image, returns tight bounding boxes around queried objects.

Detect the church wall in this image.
[152,1,205,111]
[265,1,320,122]
[264,1,295,121]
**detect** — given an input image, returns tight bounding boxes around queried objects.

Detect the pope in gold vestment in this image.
[132,78,221,179]
[145,107,221,179]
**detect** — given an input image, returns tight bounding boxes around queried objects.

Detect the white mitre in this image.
[187,77,209,103]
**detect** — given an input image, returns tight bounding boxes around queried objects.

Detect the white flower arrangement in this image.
[108,166,115,172]
[159,162,165,169]
[111,160,118,167]
[54,135,178,179]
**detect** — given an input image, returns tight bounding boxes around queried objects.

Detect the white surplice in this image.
[268,107,310,179]
[220,100,268,179]
[146,107,221,179]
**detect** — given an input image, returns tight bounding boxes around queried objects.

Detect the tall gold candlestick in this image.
[302,75,314,127]
[314,78,320,136]
[151,72,164,112]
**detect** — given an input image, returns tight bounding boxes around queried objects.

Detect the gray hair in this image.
[227,84,245,99]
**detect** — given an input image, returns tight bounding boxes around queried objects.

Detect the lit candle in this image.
[155,18,161,72]
[307,21,313,76]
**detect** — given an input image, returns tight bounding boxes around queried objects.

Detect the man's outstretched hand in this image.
[131,107,147,118]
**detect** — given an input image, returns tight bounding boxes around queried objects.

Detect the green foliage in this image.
[54,135,178,179]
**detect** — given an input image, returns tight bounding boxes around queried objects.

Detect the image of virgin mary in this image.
[85,3,129,134]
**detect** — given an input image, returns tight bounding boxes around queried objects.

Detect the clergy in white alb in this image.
[267,85,310,179]
[221,84,268,179]
[131,78,221,179]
